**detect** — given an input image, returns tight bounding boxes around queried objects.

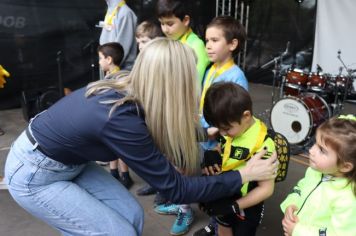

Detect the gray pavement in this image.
[1,83,354,236]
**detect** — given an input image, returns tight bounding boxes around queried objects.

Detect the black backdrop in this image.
[0,0,316,109]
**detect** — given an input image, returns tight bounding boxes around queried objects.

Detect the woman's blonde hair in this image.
[86,38,202,174]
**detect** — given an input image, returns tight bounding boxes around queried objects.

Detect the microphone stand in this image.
[90,42,96,82]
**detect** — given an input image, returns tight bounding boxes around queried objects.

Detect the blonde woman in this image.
[5,38,278,235]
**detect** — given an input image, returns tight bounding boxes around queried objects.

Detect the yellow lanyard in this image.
[104,1,126,26]
[199,58,234,113]
[109,66,120,74]
[179,28,192,44]
[221,121,267,172]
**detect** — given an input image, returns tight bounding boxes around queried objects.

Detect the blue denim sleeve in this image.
[100,105,243,203]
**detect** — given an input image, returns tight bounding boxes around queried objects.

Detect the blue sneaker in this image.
[170,209,194,235]
[154,203,179,215]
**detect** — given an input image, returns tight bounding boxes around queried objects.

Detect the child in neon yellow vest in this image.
[203,82,276,236]
[281,115,356,236]
[155,1,209,234]
[156,0,209,85]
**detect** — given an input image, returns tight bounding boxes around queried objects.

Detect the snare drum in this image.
[270,93,331,144]
[284,69,308,96]
[307,72,327,92]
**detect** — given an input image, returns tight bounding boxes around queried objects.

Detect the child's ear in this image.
[339,161,354,174]
[229,39,239,52]
[182,15,190,27]
[107,56,113,64]
[242,110,252,118]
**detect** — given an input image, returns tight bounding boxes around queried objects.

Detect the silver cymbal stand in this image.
[336,50,353,114]
[261,41,290,106]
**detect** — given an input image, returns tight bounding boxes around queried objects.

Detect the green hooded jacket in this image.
[281,167,356,236]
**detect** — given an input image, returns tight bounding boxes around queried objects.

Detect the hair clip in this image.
[338,114,356,121]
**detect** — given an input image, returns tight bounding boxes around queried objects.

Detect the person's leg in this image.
[231,219,258,236]
[74,162,143,233]
[118,158,133,188]
[217,224,233,236]
[109,159,120,178]
[5,132,143,235]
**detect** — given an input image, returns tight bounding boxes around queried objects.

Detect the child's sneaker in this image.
[154,203,179,215]
[170,208,194,235]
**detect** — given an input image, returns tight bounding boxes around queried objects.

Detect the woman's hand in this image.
[239,149,278,183]
[282,205,299,236]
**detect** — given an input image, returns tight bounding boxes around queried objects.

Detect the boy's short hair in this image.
[207,16,246,54]
[203,82,252,127]
[136,20,163,39]
[97,42,124,66]
[156,0,191,20]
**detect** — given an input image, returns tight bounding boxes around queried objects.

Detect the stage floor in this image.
[1,83,355,236]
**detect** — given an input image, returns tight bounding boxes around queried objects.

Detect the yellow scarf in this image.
[179,28,193,44]
[104,1,126,26]
[222,121,267,172]
[199,58,234,113]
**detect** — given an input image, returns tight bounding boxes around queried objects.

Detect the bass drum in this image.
[270,93,331,144]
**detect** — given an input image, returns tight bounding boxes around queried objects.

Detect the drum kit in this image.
[269,61,356,148]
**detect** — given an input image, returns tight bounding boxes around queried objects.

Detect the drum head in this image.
[271,97,311,144]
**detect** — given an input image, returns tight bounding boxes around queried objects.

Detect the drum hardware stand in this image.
[336,50,353,114]
[56,51,64,98]
[261,41,290,106]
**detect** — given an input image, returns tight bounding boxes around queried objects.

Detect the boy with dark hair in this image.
[200,16,248,152]
[155,1,209,234]
[200,82,275,236]
[97,42,134,188]
[156,0,209,84]
[97,42,124,80]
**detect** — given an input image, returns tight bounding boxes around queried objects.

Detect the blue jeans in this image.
[4,131,144,236]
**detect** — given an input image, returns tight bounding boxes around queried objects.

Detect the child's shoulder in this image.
[186,31,205,46]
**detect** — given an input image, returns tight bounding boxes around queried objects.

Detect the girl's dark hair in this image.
[97,42,124,66]
[203,82,252,127]
[207,16,246,54]
[318,117,356,196]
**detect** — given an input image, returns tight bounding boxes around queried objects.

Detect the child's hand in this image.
[202,150,222,175]
[207,127,219,140]
[282,205,299,236]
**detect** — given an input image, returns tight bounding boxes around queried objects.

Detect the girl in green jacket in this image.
[281,115,356,236]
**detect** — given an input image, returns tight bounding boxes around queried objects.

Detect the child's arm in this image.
[236,179,274,210]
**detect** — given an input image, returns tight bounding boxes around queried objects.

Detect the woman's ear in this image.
[182,15,190,27]
[340,161,354,174]
[229,39,239,52]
